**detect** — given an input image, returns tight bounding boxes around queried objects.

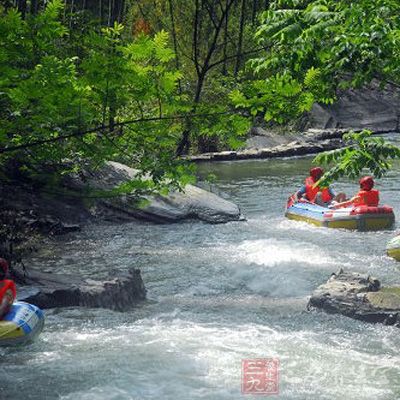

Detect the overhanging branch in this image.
[0,111,231,154]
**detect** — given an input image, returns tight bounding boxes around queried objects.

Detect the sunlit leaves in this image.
[153,30,175,62]
[231,72,318,124]
[314,130,400,186]
[243,0,400,124]
[0,1,193,195]
[303,67,320,89]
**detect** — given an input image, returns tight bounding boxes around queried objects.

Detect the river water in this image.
[1,156,400,400]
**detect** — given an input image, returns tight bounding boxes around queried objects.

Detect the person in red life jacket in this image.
[0,258,16,320]
[330,176,379,209]
[296,167,346,206]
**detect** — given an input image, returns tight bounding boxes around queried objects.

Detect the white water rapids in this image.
[1,156,400,399]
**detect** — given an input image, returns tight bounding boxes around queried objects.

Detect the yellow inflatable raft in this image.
[0,301,44,346]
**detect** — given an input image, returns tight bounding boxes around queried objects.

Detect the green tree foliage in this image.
[0,1,195,194]
[126,0,258,153]
[233,0,400,124]
[0,0,257,196]
[229,0,400,184]
[314,130,400,187]
[230,72,317,124]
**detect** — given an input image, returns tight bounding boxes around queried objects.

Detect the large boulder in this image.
[308,269,400,326]
[309,81,400,132]
[73,161,242,223]
[15,267,146,311]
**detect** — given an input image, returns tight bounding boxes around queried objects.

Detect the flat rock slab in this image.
[308,269,400,326]
[73,161,242,223]
[15,267,146,311]
[189,138,343,162]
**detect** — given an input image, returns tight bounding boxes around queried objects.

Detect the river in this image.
[1,156,400,399]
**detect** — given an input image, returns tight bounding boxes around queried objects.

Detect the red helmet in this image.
[359,176,374,190]
[310,167,324,180]
[0,258,8,279]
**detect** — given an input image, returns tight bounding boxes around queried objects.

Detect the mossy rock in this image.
[366,287,400,310]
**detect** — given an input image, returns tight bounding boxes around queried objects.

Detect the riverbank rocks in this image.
[15,267,146,311]
[245,127,298,149]
[189,137,343,162]
[308,80,400,132]
[73,161,242,223]
[191,80,400,163]
[308,269,400,326]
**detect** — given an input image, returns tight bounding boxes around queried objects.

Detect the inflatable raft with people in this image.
[0,301,44,346]
[0,258,44,346]
[285,198,395,231]
[286,172,395,231]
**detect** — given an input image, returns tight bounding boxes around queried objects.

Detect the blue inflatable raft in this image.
[285,197,395,231]
[0,301,44,346]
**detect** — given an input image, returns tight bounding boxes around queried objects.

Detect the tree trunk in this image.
[222,0,229,75]
[17,0,27,19]
[99,0,103,25]
[192,0,200,75]
[234,0,245,77]
[177,0,235,155]
[69,0,75,28]
[252,0,258,25]
[176,72,205,156]
[167,0,182,92]
[30,0,38,14]
[117,0,125,22]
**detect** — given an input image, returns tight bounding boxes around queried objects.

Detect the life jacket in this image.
[0,279,16,308]
[305,177,332,203]
[353,189,379,207]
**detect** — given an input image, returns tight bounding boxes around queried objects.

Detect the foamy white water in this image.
[2,156,400,399]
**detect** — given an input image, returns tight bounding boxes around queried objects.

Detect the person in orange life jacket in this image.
[330,176,379,209]
[0,258,16,320]
[296,167,346,206]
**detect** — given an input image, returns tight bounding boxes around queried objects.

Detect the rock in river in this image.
[72,161,242,223]
[308,269,400,326]
[15,267,146,311]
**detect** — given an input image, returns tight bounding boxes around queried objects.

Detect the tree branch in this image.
[0,111,232,154]
[207,46,268,71]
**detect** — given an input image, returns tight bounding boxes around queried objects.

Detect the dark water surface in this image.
[1,156,400,399]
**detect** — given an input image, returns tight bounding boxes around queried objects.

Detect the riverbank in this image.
[189,128,345,162]
[191,79,400,162]
[189,127,400,162]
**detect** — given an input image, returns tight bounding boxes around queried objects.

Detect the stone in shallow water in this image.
[308,269,400,326]
[15,267,146,311]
